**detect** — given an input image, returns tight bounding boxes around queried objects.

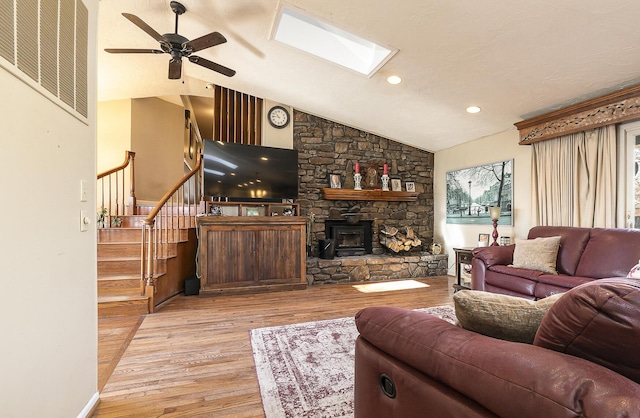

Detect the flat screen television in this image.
[203,140,299,201]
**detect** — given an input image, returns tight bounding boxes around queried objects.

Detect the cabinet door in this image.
[257,226,302,282]
[205,228,258,284]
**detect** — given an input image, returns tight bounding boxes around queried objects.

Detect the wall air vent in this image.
[0,0,88,119]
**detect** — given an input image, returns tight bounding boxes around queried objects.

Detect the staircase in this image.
[97,151,203,317]
[97,211,151,317]
[97,206,202,317]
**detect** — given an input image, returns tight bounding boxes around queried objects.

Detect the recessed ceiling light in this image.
[466,106,481,114]
[387,75,402,85]
[272,6,398,77]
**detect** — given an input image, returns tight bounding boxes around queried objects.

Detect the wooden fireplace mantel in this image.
[322,188,418,202]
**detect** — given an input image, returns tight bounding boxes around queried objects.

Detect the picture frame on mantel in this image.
[391,179,402,192]
[405,182,416,192]
[329,173,342,189]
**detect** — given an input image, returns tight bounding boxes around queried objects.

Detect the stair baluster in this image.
[141,155,203,312]
[97,151,137,220]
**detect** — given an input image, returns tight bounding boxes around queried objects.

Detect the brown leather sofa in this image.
[354,278,640,417]
[471,226,640,299]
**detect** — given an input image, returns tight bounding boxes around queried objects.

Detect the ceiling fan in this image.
[105,1,236,80]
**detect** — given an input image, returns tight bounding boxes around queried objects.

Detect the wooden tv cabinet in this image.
[197,216,307,295]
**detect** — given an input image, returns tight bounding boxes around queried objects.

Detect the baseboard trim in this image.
[77,392,100,418]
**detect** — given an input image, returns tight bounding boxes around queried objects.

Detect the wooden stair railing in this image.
[97,151,137,220]
[141,155,203,312]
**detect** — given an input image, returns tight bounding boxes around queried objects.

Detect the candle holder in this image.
[381,174,390,191]
[489,206,501,246]
[354,173,362,190]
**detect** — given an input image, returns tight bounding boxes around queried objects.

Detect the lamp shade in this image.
[489,206,501,220]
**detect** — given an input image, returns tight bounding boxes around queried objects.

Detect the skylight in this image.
[272,6,397,77]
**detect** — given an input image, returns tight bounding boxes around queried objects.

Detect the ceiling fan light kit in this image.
[105,1,236,80]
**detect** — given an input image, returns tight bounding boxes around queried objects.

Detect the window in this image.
[617,121,640,228]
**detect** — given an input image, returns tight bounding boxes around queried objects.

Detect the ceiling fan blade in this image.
[169,58,182,79]
[188,55,236,77]
[185,32,227,53]
[104,48,164,54]
[122,13,166,43]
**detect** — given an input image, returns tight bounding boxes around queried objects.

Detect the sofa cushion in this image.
[511,236,561,274]
[453,290,563,343]
[528,226,591,276]
[484,270,537,298]
[489,265,544,281]
[574,228,640,278]
[533,276,594,300]
[534,278,640,384]
[536,274,594,289]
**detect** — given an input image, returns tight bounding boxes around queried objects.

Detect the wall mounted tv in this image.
[203,140,299,202]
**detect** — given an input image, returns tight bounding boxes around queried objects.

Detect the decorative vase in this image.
[431,243,442,255]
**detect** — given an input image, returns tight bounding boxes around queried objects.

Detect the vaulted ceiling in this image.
[98,1,640,152]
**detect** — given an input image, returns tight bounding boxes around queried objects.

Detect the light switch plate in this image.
[80,180,88,202]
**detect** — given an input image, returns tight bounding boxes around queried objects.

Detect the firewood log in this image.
[381,226,398,236]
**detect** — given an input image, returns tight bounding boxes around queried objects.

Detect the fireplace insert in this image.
[325,220,373,256]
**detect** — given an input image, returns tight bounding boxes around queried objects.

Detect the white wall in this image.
[434,129,532,274]
[0,2,98,417]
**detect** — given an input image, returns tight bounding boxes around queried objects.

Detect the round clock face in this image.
[268,106,290,128]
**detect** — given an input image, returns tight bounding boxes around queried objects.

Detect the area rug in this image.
[250,305,456,418]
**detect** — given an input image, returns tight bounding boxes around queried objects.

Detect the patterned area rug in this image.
[250,305,456,418]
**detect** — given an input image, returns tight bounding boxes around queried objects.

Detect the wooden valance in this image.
[515,84,640,145]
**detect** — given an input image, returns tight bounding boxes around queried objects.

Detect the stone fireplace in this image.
[293,110,443,284]
[325,220,373,256]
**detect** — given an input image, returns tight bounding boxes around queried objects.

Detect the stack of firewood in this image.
[379,225,422,253]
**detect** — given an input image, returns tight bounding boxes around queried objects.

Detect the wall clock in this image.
[268,105,290,129]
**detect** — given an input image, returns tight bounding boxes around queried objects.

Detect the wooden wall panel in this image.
[212,85,262,145]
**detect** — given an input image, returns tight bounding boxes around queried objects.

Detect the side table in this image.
[453,247,474,292]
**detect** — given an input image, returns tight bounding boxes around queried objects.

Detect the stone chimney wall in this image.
[293,110,435,256]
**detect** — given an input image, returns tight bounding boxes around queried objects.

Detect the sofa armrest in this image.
[471,245,514,291]
[355,306,640,417]
[472,244,515,267]
[470,258,487,291]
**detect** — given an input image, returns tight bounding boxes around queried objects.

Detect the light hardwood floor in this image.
[95,276,456,417]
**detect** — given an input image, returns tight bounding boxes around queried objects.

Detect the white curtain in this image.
[531,125,617,227]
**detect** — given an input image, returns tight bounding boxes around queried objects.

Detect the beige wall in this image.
[97,99,132,173]
[131,97,185,202]
[98,97,186,204]
[262,99,294,149]
[434,129,533,275]
[0,1,98,416]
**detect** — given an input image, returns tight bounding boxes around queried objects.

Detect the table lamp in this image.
[489,206,501,246]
